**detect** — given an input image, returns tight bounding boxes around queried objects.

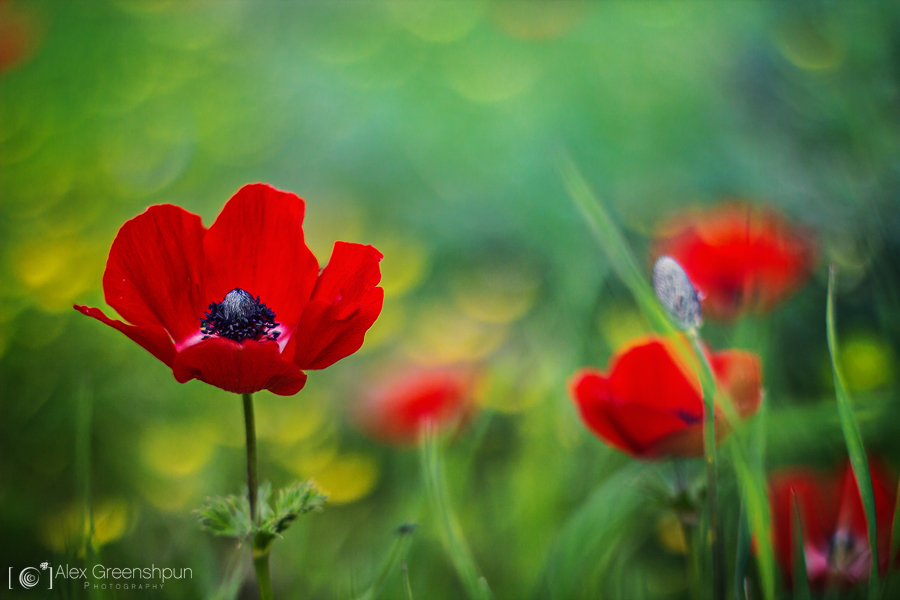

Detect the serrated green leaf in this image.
[196,494,252,539]
[257,481,274,523]
[262,480,328,536]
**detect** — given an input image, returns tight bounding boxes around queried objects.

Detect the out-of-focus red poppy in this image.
[357,367,476,444]
[569,337,761,459]
[0,0,39,72]
[654,203,815,321]
[769,459,898,590]
[75,183,383,396]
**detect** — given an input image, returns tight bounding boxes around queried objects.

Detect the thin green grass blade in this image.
[420,426,491,600]
[211,548,249,600]
[559,154,777,600]
[729,442,776,600]
[735,500,751,600]
[355,526,416,600]
[559,154,674,334]
[826,264,880,599]
[402,563,414,600]
[791,495,811,600]
[540,462,652,598]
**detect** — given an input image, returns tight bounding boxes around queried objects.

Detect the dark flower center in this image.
[827,529,869,576]
[200,288,280,343]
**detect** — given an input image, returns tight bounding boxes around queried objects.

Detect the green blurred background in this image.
[2,1,900,599]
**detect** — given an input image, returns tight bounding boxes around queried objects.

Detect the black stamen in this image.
[200,288,280,343]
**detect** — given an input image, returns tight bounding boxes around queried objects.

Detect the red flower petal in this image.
[767,458,898,590]
[655,203,816,321]
[709,349,762,418]
[769,469,841,588]
[202,184,319,331]
[608,339,704,417]
[103,204,206,345]
[358,368,473,444]
[292,242,384,370]
[569,338,763,459]
[835,460,898,575]
[570,368,701,457]
[74,305,177,367]
[172,337,307,396]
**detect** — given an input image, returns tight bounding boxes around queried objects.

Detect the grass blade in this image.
[735,500,751,600]
[791,495,811,600]
[355,525,416,600]
[420,426,491,600]
[559,153,674,334]
[402,563,414,600]
[826,264,880,599]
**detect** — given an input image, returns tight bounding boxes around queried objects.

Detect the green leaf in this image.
[196,494,253,539]
[826,265,880,599]
[257,481,274,523]
[265,479,328,535]
[196,480,326,544]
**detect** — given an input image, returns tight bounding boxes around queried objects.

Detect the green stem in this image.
[243,392,273,600]
[253,552,274,600]
[688,332,724,600]
[243,393,259,523]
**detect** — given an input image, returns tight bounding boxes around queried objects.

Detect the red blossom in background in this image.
[0,0,39,72]
[75,183,383,396]
[768,459,898,590]
[654,203,816,321]
[569,337,761,459]
[357,367,476,444]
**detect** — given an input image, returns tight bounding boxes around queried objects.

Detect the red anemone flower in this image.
[357,367,476,444]
[768,459,898,590]
[569,337,761,458]
[75,183,383,396]
[654,203,815,321]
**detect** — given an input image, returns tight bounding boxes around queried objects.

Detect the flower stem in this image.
[687,333,724,600]
[242,392,273,600]
[253,551,274,600]
[243,392,260,523]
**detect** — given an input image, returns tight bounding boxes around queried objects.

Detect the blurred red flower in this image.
[357,367,476,444]
[769,459,898,590]
[654,203,815,321]
[569,337,761,458]
[75,183,383,396]
[0,0,39,72]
